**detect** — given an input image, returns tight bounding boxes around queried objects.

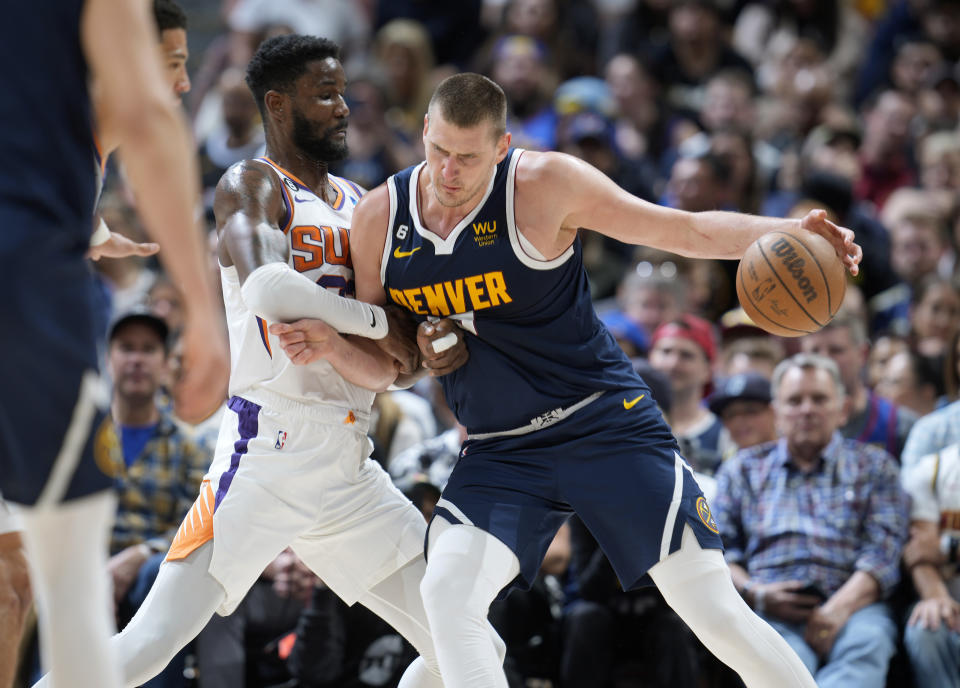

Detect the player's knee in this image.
[121,614,185,663]
[420,556,480,619]
[0,550,31,624]
[0,584,22,630]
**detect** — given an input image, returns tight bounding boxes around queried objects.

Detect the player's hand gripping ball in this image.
[736,228,846,337]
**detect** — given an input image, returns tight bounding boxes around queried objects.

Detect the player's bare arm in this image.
[82,0,228,423]
[217,161,391,337]
[270,319,400,391]
[215,159,290,275]
[352,185,467,380]
[276,184,468,381]
[515,151,862,276]
[350,185,417,372]
[216,161,399,389]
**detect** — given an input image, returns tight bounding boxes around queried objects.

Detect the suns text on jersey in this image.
[389,270,512,316]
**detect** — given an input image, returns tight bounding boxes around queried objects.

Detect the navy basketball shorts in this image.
[431,388,724,593]
[0,252,111,506]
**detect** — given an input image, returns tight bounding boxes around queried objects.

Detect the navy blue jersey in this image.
[0,0,110,505]
[0,0,96,255]
[383,149,642,434]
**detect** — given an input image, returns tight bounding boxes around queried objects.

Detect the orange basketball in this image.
[736,230,846,337]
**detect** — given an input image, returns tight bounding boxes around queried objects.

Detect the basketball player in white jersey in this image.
[33,34,469,688]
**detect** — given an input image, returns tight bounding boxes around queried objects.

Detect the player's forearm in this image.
[668,211,802,260]
[391,368,428,390]
[242,263,389,338]
[326,336,399,392]
[117,106,218,317]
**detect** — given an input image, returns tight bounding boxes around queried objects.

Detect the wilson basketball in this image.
[736,230,846,337]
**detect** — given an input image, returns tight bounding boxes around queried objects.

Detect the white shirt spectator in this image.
[902,442,960,599]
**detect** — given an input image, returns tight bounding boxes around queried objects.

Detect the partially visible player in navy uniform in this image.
[277,74,862,688]
[0,0,228,685]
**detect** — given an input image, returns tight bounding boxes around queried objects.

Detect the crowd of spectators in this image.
[12,0,960,686]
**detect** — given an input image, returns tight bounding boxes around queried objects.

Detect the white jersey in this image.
[902,442,960,597]
[221,157,373,413]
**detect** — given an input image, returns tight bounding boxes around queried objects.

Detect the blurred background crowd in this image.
[16,0,960,686]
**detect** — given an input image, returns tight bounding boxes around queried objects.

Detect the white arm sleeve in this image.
[240,262,388,339]
[90,218,111,247]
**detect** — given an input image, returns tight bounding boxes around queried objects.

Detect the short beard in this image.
[292,109,349,163]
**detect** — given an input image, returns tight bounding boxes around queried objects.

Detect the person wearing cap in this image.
[708,372,776,453]
[716,306,785,380]
[713,354,909,687]
[649,315,733,476]
[99,308,210,683]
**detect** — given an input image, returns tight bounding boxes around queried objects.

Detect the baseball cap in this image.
[719,306,765,342]
[651,314,717,363]
[108,306,170,349]
[803,123,862,155]
[601,309,649,353]
[561,111,615,147]
[553,76,616,117]
[707,372,772,415]
[491,35,548,63]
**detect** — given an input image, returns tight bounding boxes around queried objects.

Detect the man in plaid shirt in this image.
[95,310,210,636]
[713,353,909,688]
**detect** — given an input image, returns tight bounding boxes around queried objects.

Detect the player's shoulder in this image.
[514,149,575,183]
[215,158,282,205]
[353,182,390,219]
[218,158,278,191]
[214,158,286,226]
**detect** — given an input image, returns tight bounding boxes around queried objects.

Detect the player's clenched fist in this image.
[270,319,339,365]
[418,319,468,377]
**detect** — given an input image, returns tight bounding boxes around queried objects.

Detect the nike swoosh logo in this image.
[393,246,421,258]
[369,307,377,328]
[293,195,314,203]
[623,394,645,410]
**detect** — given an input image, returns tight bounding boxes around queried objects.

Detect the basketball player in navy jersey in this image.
[277,73,862,688]
[0,0,228,686]
[1,7,201,682]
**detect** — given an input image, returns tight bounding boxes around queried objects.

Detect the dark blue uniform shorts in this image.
[0,252,110,506]
[429,388,724,594]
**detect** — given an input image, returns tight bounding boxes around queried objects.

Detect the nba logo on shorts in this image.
[275,431,287,450]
